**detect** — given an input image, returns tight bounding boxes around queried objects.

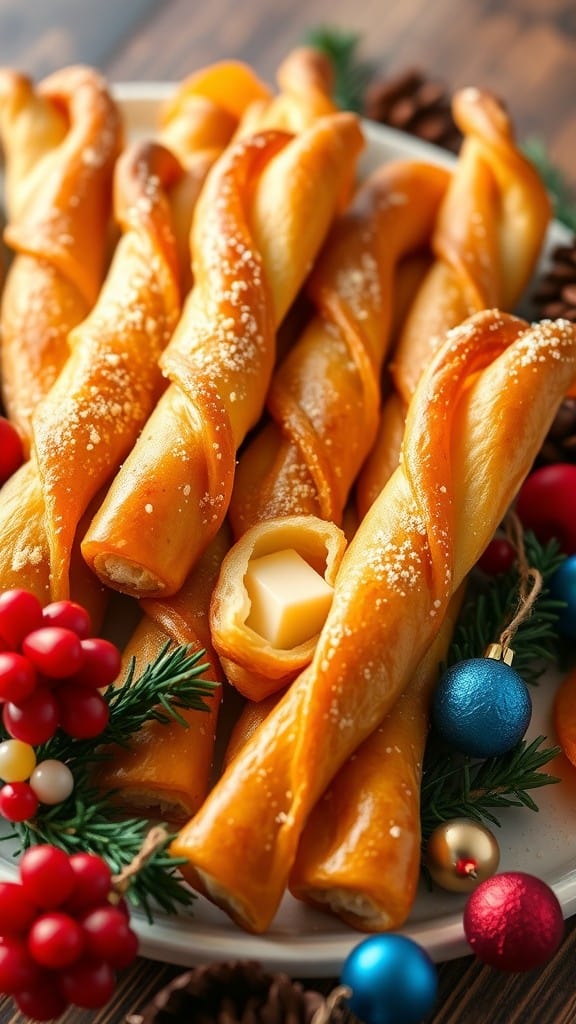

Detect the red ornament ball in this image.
[477,537,516,577]
[0,417,24,486]
[463,871,564,971]
[516,464,576,555]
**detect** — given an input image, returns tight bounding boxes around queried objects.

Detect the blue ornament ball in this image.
[549,555,576,640]
[432,657,532,758]
[340,934,438,1024]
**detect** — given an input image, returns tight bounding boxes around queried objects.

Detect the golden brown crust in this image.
[82,114,364,598]
[289,589,464,931]
[171,312,576,933]
[356,88,551,514]
[0,65,122,446]
[230,159,449,534]
[95,527,231,824]
[30,141,183,599]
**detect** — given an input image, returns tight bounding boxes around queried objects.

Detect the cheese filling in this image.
[244,547,333,649]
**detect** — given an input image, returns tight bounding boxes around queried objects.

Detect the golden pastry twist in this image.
[357,88,551,510]
[209,159,449,699]
[171,311,576,933]
[82,113,364,597]
[0,141,183,605]
[0,65,122,446]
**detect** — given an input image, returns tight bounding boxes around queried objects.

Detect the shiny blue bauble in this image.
[432,657,532,758]
[340,934,438,1024]
[549,555,576,640]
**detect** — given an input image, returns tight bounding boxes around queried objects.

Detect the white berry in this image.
[29,759,74,805]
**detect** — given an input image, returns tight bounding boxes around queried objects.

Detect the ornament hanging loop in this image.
[111,824,169,895]
[486,511,543,662]
[310,985,353,1024]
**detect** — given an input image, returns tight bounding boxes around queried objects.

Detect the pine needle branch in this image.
[522,137,576,231]
[446,532,566,683]
[0,640,218,919]
[304,26,376,112]
[421,735,561,842]
[8,788,194,921]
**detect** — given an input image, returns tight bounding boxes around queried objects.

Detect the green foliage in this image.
[421,533,566,841]
[3,642,217,920]
[304,26,376,112]
[522,137,576,232]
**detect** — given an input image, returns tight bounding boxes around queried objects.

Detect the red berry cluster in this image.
[0,417,24,487]
[0,590,121,822]
[0,844,139,1020]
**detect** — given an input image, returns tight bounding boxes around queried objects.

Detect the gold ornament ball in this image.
[425,819,500,893]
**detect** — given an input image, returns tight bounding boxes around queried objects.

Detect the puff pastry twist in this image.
[172,311,576,933]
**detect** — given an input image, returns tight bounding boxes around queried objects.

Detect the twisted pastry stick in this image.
[237,46,336,135]
[96,526,230,823]
[288,88,553,925]
[0,141,183,607]
[30,141,182,599]
[0,461,107,622]
[159,60,271,294]
[82,113,364,597]
[210,160,449,698]
[0,66,122,447]
[289,589,463,930]
[171,311,576,932]
[357,87,551,510]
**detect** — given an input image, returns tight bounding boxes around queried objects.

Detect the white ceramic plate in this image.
[0,83,574,978]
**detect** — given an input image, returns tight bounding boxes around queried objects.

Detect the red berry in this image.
[0,935,40,992]
[20,845,76,909]
[0,589,43,650]
[75,637,122,689]
[0,881,38,934]
[55,684,109,739]
[3,688,59,745]
[0,417,24,485]
[22,626,85,679]
[516,464,576,555]
[42,600,92,639]
[28,911,85,968]
[80,905,139,968]
[65,853,112,913]
[0,781,38,822]
[14,969,69,1020]
[0,651,37,703]
[60,955,116,1008]
[477,537,516,576]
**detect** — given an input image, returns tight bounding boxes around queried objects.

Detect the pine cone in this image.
[127,960,354,1024]
[363,67,462,152]
[531,237,576,323]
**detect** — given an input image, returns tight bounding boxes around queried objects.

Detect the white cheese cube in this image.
[244,548,334,649]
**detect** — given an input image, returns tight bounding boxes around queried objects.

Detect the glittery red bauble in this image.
[463,872,564,971]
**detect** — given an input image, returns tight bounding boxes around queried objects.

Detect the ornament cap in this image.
[485,642,514,665]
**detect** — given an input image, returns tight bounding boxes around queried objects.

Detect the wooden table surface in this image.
[0,2,575,1023]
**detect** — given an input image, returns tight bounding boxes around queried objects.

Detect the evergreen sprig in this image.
[420,532,565,841]
[447,532,566,683]
[304,26,376,113]
[2,641,218,919]
[12,790,193,920]
[522,137,576,232]
[421,735,561,843]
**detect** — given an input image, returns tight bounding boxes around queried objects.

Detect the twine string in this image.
[112,825,169,894]
[498,510,543,653]
[310,985,353,1024]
